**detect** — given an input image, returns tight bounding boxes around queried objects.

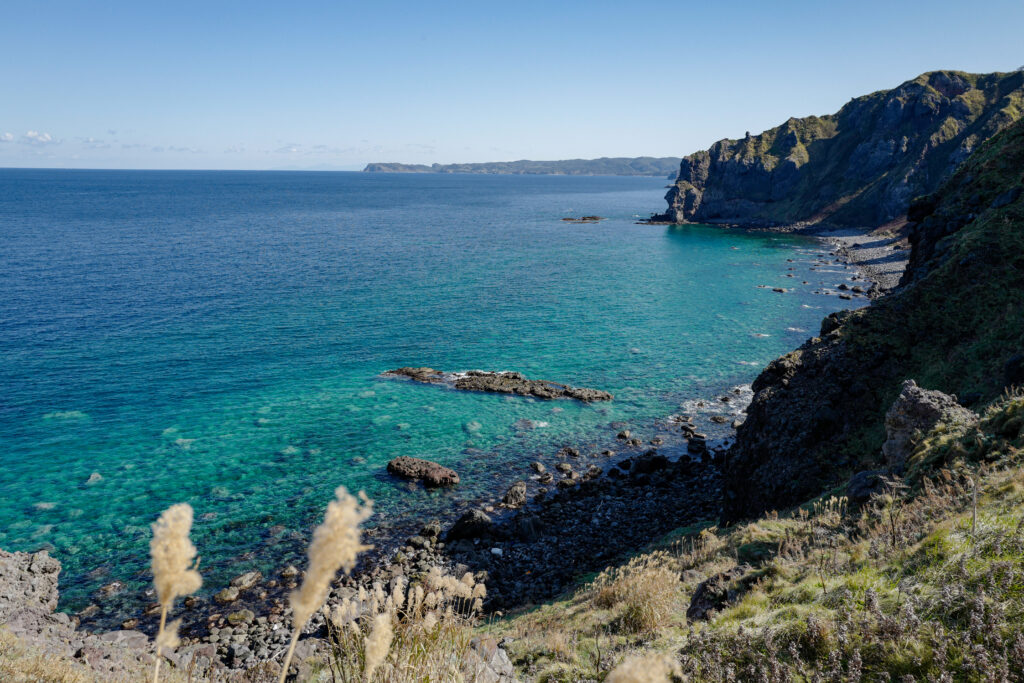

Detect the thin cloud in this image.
[0,132,13,142]
[21,130,60,145]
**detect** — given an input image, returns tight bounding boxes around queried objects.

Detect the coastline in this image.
[0,225,901,677]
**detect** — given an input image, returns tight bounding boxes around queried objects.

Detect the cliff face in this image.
[722,117,1024,521]
[656,70,1024,228]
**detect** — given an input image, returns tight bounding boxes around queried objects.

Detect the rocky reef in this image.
[722,116,1024,522]
[384,367,613,402]
[652,70,1024,229]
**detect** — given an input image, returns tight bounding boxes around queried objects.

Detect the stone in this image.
[502,482,528,508]
[447,510,493,540]
[530,461,546,474]
[280,565,300,578]
[0,549,61,622]
[214,586,240,604]
[227,609,255,626]
[554,462,573,474]
[464,636,518,682]
[687,565,753,621]
[846,469,887,503]
[230,570,262,590]
[387,456,460,487]
[882,380,978,468]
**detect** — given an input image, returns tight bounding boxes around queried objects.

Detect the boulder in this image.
[230,570,262,591]
[846,469,887,503]
[502,482,528,508]
[882,380,978,468]
[464,636,518,682]
[686,565,753,621]
[447,510,493,540]
[387,456,460,487]
[1005,354,1024,389]
[0,549,60,622]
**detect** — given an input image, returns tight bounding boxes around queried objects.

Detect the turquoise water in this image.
[0,169,857,611]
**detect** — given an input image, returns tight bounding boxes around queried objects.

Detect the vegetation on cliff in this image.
[492,391,1024,681]
[722,115,1024,522]
[363,157,680,177]
[655,70,1024,227]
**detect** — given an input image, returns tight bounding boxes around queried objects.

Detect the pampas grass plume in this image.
[150,503,202,609]
[363,612,393,681]
[149,503,201,683]
[279,486,373,683]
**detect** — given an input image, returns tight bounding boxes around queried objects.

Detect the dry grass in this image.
[491,392,1024,681]
[0,630,95,683]
[321,568,484,681]
[590,551,681,633]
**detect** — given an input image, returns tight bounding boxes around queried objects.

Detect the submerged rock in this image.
[386,456,460,487]
[383,367,612,402]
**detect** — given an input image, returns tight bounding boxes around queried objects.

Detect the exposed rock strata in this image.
[384,367,613,401]
[653,70,1024,229]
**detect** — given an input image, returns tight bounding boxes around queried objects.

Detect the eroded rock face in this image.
[652,70,1024,229]
[0,548,60,622]
[882,380,978,468]
[387,456,460,487]
[384,367,612,402]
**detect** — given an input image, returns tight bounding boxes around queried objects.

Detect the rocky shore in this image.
[383,367,614,402]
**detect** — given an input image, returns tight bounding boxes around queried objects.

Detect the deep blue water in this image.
[0,169,860,611]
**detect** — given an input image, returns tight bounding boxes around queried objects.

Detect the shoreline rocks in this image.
[387,455,461,487]
[384,367,613,402]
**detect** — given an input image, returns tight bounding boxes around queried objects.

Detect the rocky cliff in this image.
[722,116,1024,521]
[654,70,1024,228]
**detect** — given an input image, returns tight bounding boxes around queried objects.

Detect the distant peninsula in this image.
[363,156,680,177]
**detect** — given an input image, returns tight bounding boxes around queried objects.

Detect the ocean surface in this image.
[0,169,861,612]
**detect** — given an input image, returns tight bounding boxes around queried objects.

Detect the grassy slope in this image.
[492,111,1024,683]
[491,394,1024,682]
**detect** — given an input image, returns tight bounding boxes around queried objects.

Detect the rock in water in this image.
[386,456,460,487]
[882,380,978,468]
[383,367,612,402]
[502,481,528,508]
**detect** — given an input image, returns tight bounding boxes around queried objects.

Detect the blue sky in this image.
[1,0,1022,170]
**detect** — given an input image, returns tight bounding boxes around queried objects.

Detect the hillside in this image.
[723,116,1024,521]
[363,156,680,177]
[652,70,1024,228]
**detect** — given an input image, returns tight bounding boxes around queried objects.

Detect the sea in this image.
[0,169,862,613]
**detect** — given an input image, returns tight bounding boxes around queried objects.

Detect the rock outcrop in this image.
[384,367,612,402]
[882,380,978,468]
[652,70,1024,229]
[387,456,461,487]
[722,117,1024,522]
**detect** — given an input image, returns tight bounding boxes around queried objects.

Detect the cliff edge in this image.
[653,70,1024,228]
[722,115,1024,521]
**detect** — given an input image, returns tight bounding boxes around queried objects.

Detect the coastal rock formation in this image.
[652,70,1024,228]
[0,548,60,622]
[384,367,613,402]
[882,380,978,468]
[363,156,680,177]
[387,455,461,487]
[722,117,1024,522]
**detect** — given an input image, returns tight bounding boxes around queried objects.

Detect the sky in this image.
[1,0,1022,170]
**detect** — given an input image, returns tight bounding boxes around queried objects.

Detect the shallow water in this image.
[0,169,862,611]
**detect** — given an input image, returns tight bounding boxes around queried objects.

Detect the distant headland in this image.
[362,156,679,177]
